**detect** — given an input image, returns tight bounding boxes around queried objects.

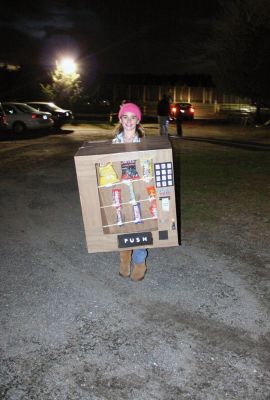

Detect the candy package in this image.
[98,162,119,186]
[126,182,137,205]
[112,188,124,226]
[149,200,158,219]
[120,160,140,181]
[147,186,158,219]
[133,202,143,224]
[112,188,122,207]
[147,185,156,200]
[140,159,153,182]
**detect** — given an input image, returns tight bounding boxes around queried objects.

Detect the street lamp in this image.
[58,57,77,75]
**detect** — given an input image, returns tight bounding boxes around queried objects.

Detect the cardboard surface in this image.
[74,136,180,253]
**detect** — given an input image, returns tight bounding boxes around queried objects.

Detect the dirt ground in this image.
[0,121,270,399]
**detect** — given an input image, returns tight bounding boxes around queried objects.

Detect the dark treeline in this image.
[0,65,49,101]
[0,64,215,101]
[99,73,215,87]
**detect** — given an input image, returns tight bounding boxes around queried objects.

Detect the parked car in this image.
[0,102,8,130]
[169,102,195,121]
[26,102,73,128]
[2,102,53,134]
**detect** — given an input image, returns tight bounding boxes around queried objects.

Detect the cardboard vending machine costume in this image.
[74,136,180,253]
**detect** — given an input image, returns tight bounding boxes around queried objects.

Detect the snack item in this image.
[98,162,119,186]
[147,186,158,219]
[116,208,124,226]
[112,188,122,207]
[141,159,153,182]
[126,182,137,205]
[133,202,143,224]
[112,189,123,226]
[147,185,156,200]
[121,160,140,181]
[149,199,158,219]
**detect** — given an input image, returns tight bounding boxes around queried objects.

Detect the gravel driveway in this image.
[0,122,269,399]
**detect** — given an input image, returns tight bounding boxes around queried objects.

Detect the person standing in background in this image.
[174,103,183,136]
[157,94,170,135]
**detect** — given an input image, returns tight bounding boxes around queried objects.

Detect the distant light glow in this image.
[58,58,77,74]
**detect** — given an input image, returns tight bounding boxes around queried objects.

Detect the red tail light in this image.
[31,113,38,119]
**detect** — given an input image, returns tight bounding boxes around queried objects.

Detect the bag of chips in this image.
[120,160,140,181]
[98,162,119,186]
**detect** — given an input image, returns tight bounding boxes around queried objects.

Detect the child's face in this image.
[120,112,138,131]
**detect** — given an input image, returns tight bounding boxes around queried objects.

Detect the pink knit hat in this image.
[118,102,142,122]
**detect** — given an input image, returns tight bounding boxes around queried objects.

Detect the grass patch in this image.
[172,140,270,231]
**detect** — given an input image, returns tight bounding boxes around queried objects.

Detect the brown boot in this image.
[119,250,132,278]
[130,262,147,281]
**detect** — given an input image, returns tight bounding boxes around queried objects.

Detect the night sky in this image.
[0,0,220,75]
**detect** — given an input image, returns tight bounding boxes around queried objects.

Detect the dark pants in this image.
[176,119,182,136]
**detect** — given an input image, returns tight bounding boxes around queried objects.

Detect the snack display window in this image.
[74,136,180,253]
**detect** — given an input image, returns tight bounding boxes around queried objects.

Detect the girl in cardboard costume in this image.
[112,103,148,281]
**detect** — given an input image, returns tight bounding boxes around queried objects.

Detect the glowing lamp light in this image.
[59,58,77,74]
